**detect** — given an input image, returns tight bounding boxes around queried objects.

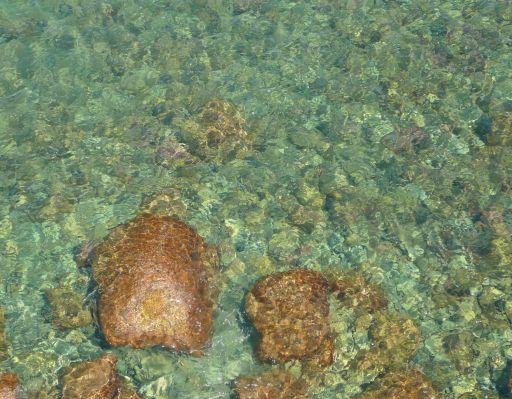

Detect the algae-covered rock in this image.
[355,311,422,373]
[0,373,21,399]
[357,368,439,399]
[93,213,219,355]
[234,369,309,399]
[245,269,334,367]
[177,99,250,162]
[0,308,7,360]
[46,287,92,330]
[60,354,119,399]
[330,271,388,313]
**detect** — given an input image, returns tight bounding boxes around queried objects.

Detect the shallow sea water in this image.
[1,0,512,398]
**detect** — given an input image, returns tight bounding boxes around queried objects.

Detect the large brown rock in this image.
[0,373,21,399]
[61,354,119,399]
[234,369,308,399]
[245,269,334,367]
[93,214,218,355]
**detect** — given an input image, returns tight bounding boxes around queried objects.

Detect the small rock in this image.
[330,271,388,313]
[93,214,219,355]
[234,369,308,399]
[46,287,92,329]
[60,354,119,399]
[245,269,334,367]
[178,99,250,162]
[357,368,439,399]
[0,373,21,399]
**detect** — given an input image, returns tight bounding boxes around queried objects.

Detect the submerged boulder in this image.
[60,353,142,399]
[92,214,218,355]
[234,369,308,399]
[245,269,334,367]
[0,373,21,399]
[61,354,119,399]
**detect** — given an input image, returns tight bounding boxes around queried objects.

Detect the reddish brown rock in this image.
[93,214,218,355]
[245,269,334,367]
[357,368,439,399]
[330,271,388,313]
[234,369,308,399]
[0,373,21,399]
[60,354,119,399]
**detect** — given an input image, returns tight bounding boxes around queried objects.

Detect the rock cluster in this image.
[92,214,218,355]
[234,369,308,399]
[60,354,140,399]
[245,268,334,368]
[355,311,422,374]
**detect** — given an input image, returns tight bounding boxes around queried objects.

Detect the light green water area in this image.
[1,1,512,398]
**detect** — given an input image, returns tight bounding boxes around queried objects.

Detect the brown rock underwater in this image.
[92,213,219,356]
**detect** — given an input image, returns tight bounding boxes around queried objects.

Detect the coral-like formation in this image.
[92,214,218,355]
[0,373,21,399]
[245,269,334,367]
[46,287,92,330]
[355,311,422,373]
[61,354,119,399]
[0,308,7,360]
[356,368,439,399]
[330,271,388,313]
[234,369,309,399]
[177,99,250,161]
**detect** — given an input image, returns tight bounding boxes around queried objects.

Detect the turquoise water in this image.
[0,0,511,397]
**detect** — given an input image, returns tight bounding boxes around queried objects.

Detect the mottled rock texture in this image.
[357,368,439,399]
[0,373,20,399]
[245,269,334,367]
[93,214,218,355]
[60,354,119,399]
[234,369,308,399]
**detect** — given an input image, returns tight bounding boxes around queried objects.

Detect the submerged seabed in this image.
[0,0,511,397]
